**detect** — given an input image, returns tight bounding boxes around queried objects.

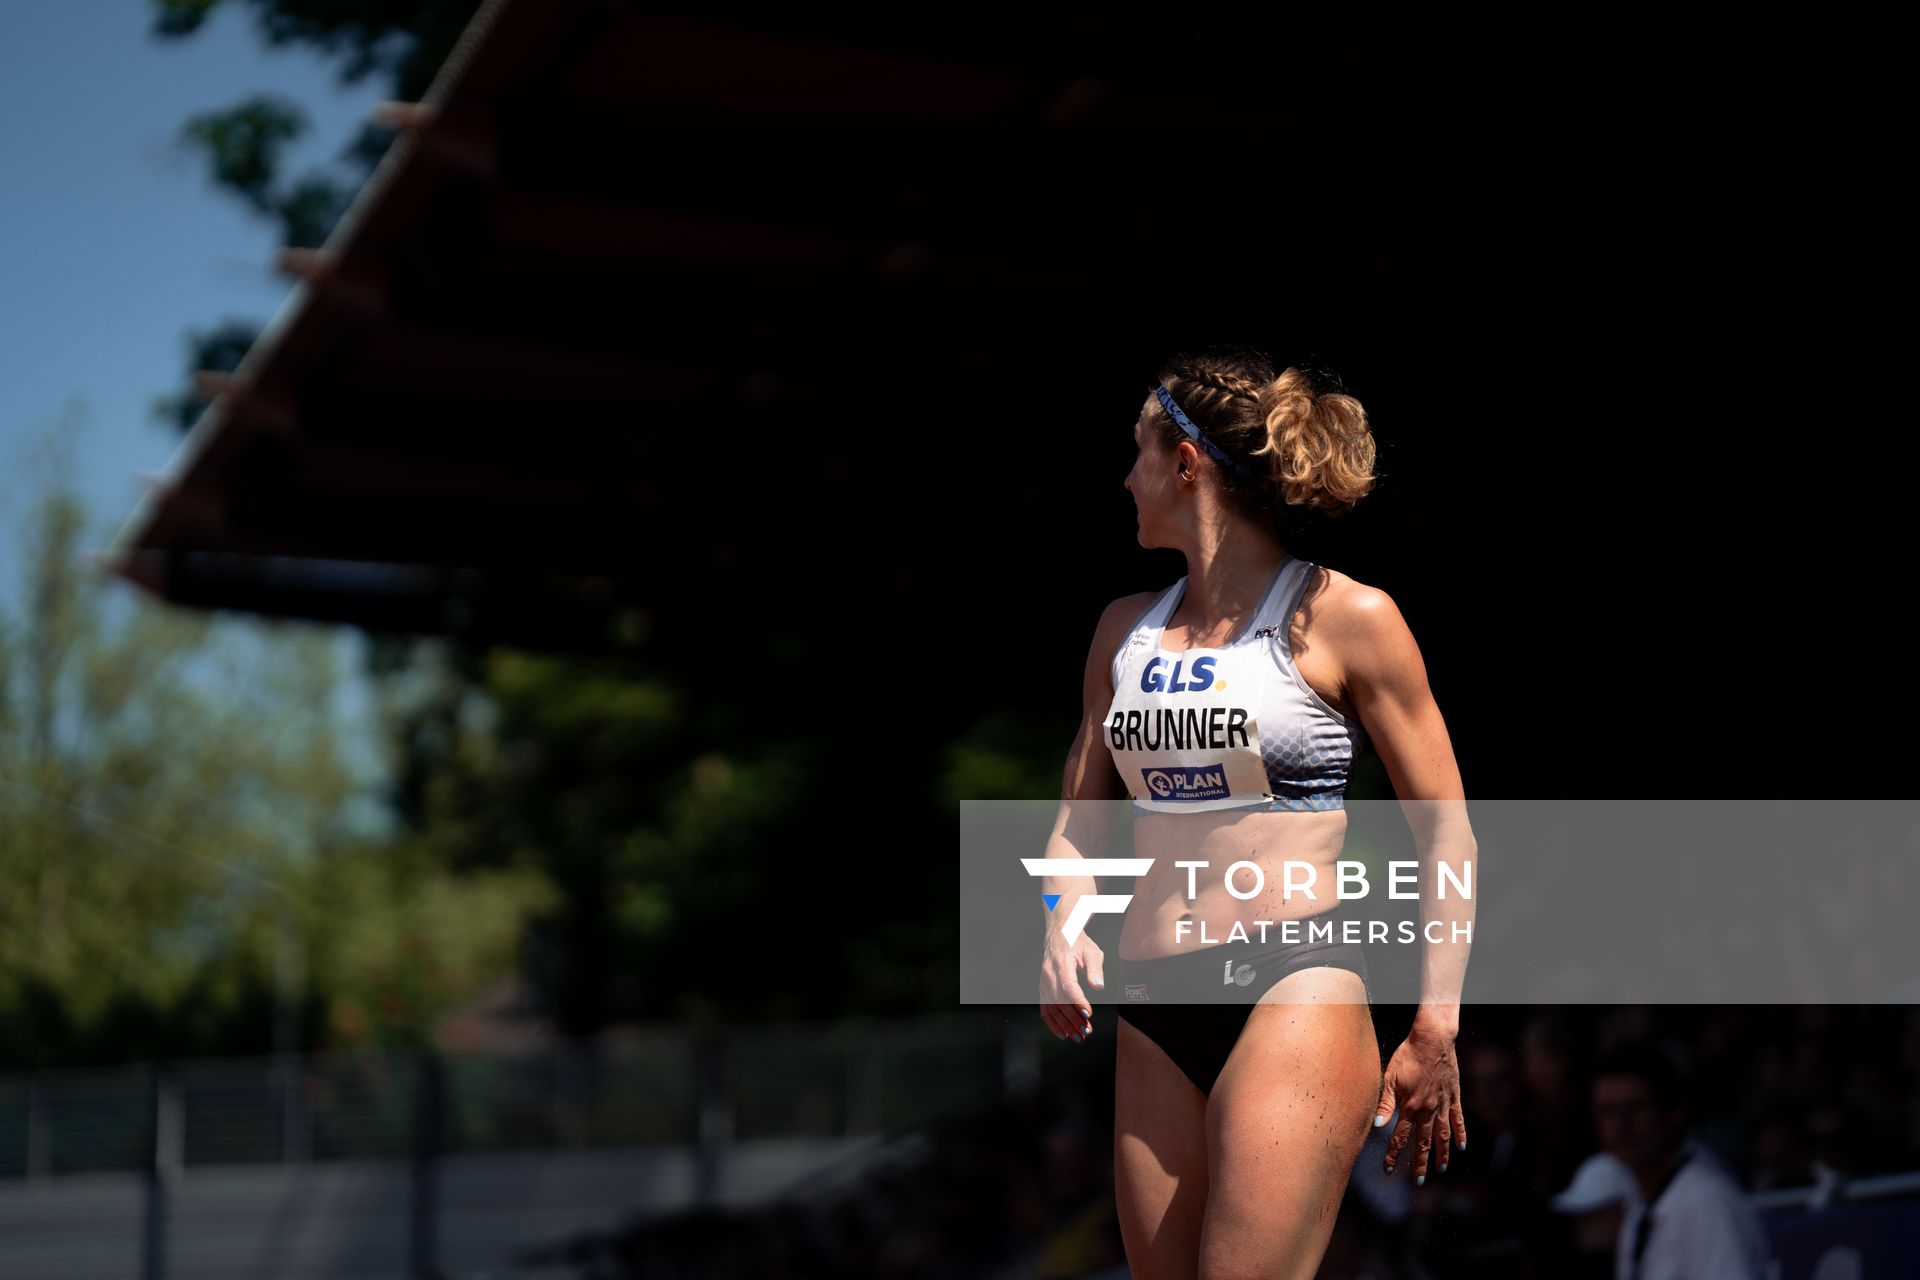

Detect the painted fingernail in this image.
[1416,1174,1425,1186]
[1080,1008,1091,1017]
[1373,1115,1386,1128]
[1440,1162,1449,1173]
[1458,1140,1467,1151]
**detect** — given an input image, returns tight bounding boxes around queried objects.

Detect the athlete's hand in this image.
[1039,933,1105,1043]
[1374,1023,1466,1184]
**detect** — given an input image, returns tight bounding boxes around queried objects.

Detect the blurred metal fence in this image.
[0,1012,1032,1280]
[0,1013,1018,1181]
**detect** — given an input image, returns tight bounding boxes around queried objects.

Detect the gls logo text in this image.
[1020,858,1154,943]
[1141,655,1215,693]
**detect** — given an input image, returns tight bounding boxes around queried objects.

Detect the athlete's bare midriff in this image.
[1118,808,1349,960]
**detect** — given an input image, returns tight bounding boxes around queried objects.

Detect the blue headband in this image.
[1153,384,1257,482]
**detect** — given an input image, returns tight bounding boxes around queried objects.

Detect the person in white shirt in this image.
[1551,1149,1640,1275]
[1591,1041,1769,1280]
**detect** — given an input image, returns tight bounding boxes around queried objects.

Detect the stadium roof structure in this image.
[100,0,1440,655]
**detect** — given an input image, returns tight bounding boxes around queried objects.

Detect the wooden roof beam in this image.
[275,248,391,317]
[301,336,1011,435]
[562,13,1047,127]
[370,100,497,178]
[133,472,229,533]
[266,438,801,514]
[483,193,873,285]
[478,192,1160,301]
[188,372,299,437]
[320,328,709,404]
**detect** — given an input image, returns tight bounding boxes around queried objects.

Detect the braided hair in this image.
[1148,345,1377,529]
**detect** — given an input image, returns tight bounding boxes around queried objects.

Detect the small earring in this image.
[1179,469,1193,481]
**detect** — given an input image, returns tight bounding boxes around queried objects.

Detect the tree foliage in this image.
[153,0,485,99]
[149,0,485,427]
[0,461,547,1068]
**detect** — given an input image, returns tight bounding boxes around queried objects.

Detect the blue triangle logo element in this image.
[1042,893,1061,912]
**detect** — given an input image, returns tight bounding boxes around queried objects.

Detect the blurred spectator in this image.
[1404,1034,1537,1276]
[562,1003,1920,1278]
[1518,1010,1595,1201]
[1593,1041,1766,1280]
[1549,1151,1639,1279]
[1745,1100,1812,1192]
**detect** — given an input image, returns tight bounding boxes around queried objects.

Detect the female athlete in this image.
[1036,345,1475,1278]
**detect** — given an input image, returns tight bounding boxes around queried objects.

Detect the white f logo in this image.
[1019,859,1154,942]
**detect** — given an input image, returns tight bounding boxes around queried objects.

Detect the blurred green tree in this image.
[0,452,547,1067]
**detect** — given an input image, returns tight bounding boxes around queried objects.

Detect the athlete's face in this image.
[1124,396,1187,546]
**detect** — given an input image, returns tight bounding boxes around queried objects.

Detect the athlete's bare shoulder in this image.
[1092,589,1161,651]
[1298,563,1396,625]
[1082,589,1161,692]
[1294,564,1419,669]
[1098,588,1162,633]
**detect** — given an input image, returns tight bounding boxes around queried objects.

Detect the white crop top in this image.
[1105,556,1364,813]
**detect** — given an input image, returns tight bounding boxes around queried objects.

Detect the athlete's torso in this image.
[1106,556,1366,959]
[1106,555,1364,814]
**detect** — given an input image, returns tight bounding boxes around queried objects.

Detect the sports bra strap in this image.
[1247,557,1313,640]
[1110,582,1181,689]
[1144,581,1184,630]
[1109,557,1309,685]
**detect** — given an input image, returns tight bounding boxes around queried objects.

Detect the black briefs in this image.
[1112,898,1372,1097]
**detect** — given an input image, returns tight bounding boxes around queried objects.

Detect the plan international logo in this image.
[1143,765,1231,801]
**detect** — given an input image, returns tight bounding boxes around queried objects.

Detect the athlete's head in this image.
[1592,1040,1688,1176]
[1124,344,1376,549]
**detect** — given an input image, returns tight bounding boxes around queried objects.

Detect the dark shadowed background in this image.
[1,3,1910,1277]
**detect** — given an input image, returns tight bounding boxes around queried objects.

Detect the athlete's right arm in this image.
[1037,593,1152,1044]
[1057,595,1147,804]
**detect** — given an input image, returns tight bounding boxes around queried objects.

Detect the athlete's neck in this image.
[1177,541,1293,632]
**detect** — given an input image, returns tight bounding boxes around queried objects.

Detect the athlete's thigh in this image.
[1199,967,1381,1280]
[1114,1016,1211,1280]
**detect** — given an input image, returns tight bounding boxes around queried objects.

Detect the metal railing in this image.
[0,1011,1045,1279]
[0,1011,1021,1181]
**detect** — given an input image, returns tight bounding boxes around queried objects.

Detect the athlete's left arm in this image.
[1329,582,1475,1012]
[1332,585,1466,814]
[1324,580,1476,1177]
